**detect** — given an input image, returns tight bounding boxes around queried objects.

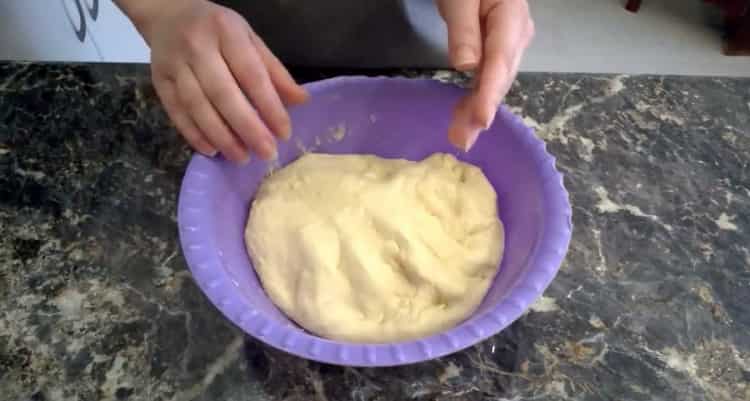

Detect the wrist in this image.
[114,0,193,44]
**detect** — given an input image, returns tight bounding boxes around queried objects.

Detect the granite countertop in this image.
[1,63,749,401]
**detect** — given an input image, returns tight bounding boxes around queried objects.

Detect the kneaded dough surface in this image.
[245,153,504,343]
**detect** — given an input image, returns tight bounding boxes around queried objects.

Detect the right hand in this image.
[133,0,308,162]
[437,0,534,152]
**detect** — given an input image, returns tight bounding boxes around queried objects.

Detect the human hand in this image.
[437,0,534,151]
[124,0,308,162]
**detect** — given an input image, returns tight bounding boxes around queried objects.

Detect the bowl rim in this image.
[177,76,572,367]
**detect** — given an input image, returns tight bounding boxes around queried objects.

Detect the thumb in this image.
[448,93,484,152]
[437,0,482,71]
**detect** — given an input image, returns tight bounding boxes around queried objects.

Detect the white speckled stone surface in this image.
[1,63,749,401]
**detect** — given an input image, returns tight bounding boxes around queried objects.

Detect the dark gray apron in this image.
[214,0,450,68]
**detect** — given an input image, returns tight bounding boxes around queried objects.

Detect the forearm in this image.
[113,0,187,43]
[113,0,154,29]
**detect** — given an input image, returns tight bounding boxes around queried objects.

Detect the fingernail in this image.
[262,139,277,161]
[203,150,218,157]
[298,87,310,103]
[288,87,309,106]
[239,153,251,165]
[464,130,480,152]
[455,45,479,70]
[476,109,496,130]
[279,122,292,142]
[483,114,494,130]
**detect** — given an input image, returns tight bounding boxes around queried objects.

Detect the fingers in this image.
[148,3,302,163]
[447,0,534,152]
[153,76,217,157]
[437,0,482,71]
[174,67,250,163]
[190,50,278,160]
[250,31,309,106]
[448,93,485,151]
[218,23,292,142]
[474,0,532,128]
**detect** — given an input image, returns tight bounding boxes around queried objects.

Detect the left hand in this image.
[437,0,534,151]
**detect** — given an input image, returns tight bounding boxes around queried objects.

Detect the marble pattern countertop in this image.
[1,63,749,401]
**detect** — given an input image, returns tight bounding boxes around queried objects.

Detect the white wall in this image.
[524,0,749,76]
[0,0,149,62]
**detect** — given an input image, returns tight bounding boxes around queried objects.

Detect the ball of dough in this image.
[245,153,504,343]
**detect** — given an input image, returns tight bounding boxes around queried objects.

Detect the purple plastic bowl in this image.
[177,76,572,367]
